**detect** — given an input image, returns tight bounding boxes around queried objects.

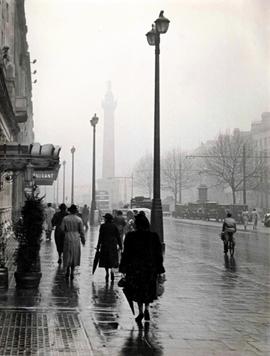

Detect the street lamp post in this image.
[56,176,59,206]
[90,113,99,226]
[146,11,170,250]
[71,146,76,204]
[62,160,66,203]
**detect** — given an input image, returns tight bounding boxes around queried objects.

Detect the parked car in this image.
[263,213,270,227]
[130,208,151,221]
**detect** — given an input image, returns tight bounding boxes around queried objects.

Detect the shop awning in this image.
[0,143,61,185]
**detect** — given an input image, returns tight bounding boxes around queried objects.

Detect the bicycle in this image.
[223,233,235,257]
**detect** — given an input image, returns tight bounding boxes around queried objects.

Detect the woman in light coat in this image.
[61,204,85,279]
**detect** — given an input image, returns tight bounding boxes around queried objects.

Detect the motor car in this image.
[114,208,151,222]
[263,213,270,227]
[126,208,151,221]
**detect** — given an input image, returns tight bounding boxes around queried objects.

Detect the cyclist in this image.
[222,212,237,255]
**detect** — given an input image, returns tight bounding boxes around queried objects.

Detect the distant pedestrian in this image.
[44,203,55,240]
[98,209,103,224]
[52,204,68,264]
[119,213,165,325]
[61,204,85,279]
[113,210,126,245]
[81,204,90,230]
[222,212,237,254]
[251,208,259,230]
[96,213,122,282]
[125,210,135,233]
[242,210,249,231]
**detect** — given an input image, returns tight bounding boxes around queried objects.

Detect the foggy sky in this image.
[25,0,270,198]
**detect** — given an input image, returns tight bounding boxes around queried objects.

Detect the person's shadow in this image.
[50,266,79,308]
[118,327,163,356]
[91,281,120,331]
[224,254,237,272]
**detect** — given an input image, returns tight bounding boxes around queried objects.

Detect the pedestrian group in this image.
[46,203,165,326]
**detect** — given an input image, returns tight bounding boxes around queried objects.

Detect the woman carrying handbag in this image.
[119,212,165,326]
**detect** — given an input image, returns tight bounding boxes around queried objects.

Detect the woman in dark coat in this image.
[119,213,165,324]
[51,203,68,264]
[97,213,122,282]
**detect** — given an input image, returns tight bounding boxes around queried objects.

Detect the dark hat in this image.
[59,203,67,211]
[68,204,78,214]
[135,213,150,231]
[103,213,113,221]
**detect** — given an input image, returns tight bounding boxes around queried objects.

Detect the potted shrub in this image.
[13,186,44,289]
[0,220,12,289]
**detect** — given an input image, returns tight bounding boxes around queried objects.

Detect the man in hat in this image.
[44,203,55,241]
[52,204,68,264]
[81,204,90,230]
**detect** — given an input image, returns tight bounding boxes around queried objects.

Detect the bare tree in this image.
[133,154,153,198]
[203,131,263,204]
[161,149,193,206]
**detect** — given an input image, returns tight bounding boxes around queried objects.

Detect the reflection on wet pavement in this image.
[0,220,269,355]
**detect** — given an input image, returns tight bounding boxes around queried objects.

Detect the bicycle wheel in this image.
[223,241,228,254]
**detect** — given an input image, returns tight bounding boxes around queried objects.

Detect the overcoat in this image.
[97,222,122,268]
[61,214,85,269]
[52,211,68,255]
[119,230,165,303]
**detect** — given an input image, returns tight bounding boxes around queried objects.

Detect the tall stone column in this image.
[102,82,116,179]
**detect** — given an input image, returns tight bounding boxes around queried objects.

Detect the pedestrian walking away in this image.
[221,212,237,255]
[51,203,68,264]
[96,213,122,282]
[125,210,135,233]
[119,212,165,327]
[44,203,55,240]
[61,204,85,279]
[251,208,259,230]
[81,204,90,230]
[242,209,249,231]
[113,210,126,245]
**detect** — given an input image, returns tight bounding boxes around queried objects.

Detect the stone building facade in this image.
[0,0,35,221]
[250,112,270,210]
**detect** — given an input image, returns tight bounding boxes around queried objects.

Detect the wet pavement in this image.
[0,217,269,355]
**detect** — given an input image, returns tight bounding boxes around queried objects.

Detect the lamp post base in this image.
[150,197,164,247]
[90,209,99,226]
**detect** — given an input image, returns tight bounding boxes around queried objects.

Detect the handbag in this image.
[156,274,165,297]
[118,277,127,288]
[220,232,225,241]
